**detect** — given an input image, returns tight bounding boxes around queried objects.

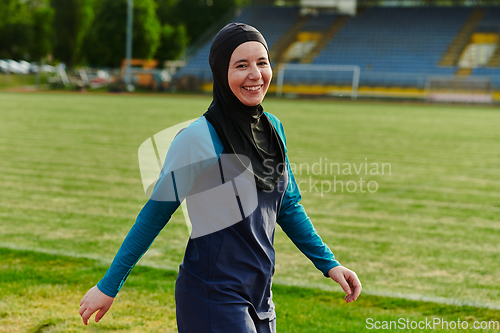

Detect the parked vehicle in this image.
[29,62,39,73]
[5,60,28,74]
[18,60,31,73]
[28,62,56,73]
[41,64,56,73]
[0,60,8,73]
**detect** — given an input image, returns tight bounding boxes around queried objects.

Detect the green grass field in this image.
[1,247,499,332]
[0,74,48,90]
[0,92,499,332]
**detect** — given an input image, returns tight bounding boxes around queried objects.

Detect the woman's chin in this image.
[239,92,266,106]
[242,100,262,107]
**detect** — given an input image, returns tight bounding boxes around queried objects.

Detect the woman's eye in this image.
[237,64,247,68]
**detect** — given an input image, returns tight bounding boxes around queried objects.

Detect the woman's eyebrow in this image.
[232,56,268,66]
[233,59,247,65]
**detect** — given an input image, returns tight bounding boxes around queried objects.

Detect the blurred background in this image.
[1,0,499,103]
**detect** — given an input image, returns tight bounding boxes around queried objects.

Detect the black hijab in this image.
[204,23,285,191]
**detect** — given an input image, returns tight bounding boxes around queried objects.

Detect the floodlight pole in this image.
[124,0,133,89]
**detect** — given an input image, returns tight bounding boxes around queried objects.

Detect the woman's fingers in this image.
[95,306,110,323]
[81,307,96,326]
[348,274,362,302]
[328,266,362,303]
[328,266,352,294]
[336,273,352,295]
[79,301,94,325]
[344,272,362,303]
[78,285,115,326]
[80,303,106,325]
[79,295,86,307]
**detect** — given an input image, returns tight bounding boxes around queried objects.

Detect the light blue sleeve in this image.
[97,117,224,297]
[265,112,341,277]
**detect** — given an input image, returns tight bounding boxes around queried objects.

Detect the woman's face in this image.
[227,41,272,107]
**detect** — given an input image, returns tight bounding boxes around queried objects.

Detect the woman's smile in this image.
[242,84,263,91]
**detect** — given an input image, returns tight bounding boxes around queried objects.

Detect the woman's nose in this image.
[248,64,262,80]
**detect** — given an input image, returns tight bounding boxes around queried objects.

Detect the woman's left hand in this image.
[328,266,362,303]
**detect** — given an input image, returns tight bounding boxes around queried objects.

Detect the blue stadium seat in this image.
[311,7,473,86]
[176,6,300,82]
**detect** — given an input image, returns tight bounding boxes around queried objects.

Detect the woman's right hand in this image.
[79,285,115,325]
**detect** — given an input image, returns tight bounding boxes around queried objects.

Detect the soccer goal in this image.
[275,64,361,99]
[426,76,493,104]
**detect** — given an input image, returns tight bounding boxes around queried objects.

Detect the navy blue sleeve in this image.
[97,199,179,297]
[265,112,341,277]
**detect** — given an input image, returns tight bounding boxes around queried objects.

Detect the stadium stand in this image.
[277,13,338,63]
[312,7,473,86]
[476,6,500,34]
[176,6,300,83]
[472,7,500,86]
[176,5,500,93]
[301,12,335,32]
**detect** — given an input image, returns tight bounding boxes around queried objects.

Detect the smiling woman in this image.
[227,41,272,107]
[78,23,361,333]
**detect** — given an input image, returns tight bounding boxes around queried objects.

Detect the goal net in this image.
[427,76,493,104]
[275,64,360,99]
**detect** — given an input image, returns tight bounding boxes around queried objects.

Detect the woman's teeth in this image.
[243,86,261,91]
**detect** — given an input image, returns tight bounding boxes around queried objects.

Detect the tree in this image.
[51,0,94,67]
[31,6,54,61]
[155,0,179,26]
[153,0,246,63]
[155,23,188,63]
[154,0,187,63]
[0,0,34,59]
[174,0,238,44]
[84,0,161,68]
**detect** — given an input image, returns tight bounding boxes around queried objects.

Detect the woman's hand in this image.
[79,285,115,325]
[328,266,362,303]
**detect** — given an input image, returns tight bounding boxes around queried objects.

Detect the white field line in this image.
[272,279,500,310]
[2,242,499,311]
[0,242,180,271]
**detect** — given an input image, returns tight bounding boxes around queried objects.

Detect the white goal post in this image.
[275,64,361,99]
[426,76,493,104]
